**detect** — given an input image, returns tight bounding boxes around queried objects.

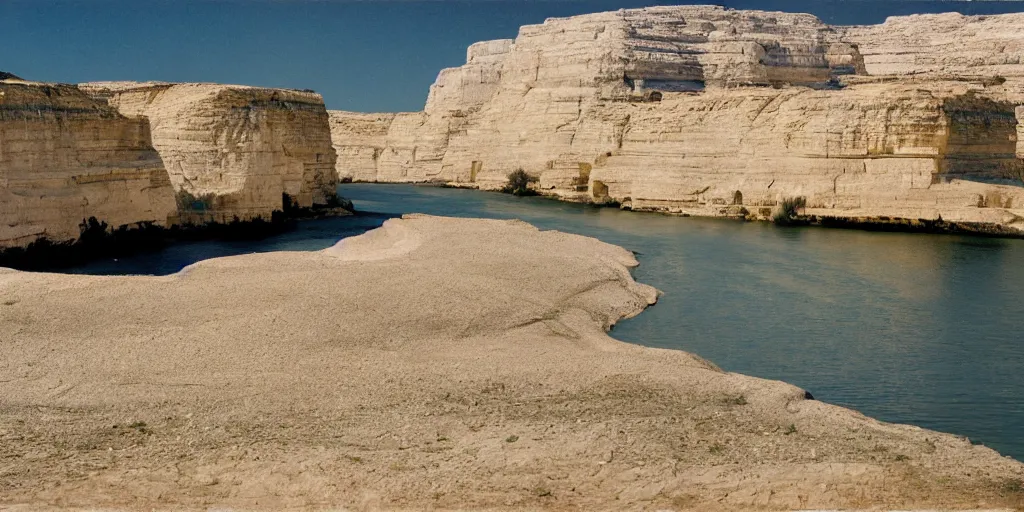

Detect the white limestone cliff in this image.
[0,78,176,249]
[329,5,1024,232]
[840,13,1024,86]
[841,12,1024,169]
[82,82,341,223]
[328,111,397,183]
[425,39,513,114]
[588,82,1024,225]
[332,5,864,181]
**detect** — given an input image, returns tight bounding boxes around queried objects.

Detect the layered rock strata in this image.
[1018,105,1024,161]
[843,12,1024,173]
[0,78,176,249]
[424,39,513,114]
[587,82,1024,225]
[328,111,396,182]
[333,6,866,182]
[2,215,1022,509]
[330,5,1024,232]
[840,13,1024,87]
[83,82,341,223]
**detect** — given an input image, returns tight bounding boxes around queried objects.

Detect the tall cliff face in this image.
[328,111,397,183]
[842,12,1024,156]
[0,79,176,249]
[329,5,1024,230]
[82,82,340,223]
[332,5,865,184]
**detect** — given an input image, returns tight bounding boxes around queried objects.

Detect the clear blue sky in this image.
[4,0,1023,112]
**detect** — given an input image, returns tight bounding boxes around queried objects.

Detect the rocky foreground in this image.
[1,215,1021,510]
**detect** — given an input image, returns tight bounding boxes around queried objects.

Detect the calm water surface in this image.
[68,183,1024,460]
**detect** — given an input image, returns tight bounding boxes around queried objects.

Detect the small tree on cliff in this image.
[502,168,538,197]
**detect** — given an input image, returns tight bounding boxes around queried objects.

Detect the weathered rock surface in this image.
[0,78,176,249]
[330,5,1024,232]
[841,13,1024,86]
[588,82,1024,225]
[83,82,341,223]
[1018,106,1024,161]
[329,110,453,183]
[425,39,513,114]
[328,111,396,183]
[842,12,1024,166]
[2,215,1022,509]
[333,5,867,182]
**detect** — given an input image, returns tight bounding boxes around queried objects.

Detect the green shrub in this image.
[772,196,807,225]
[502,168,538,196]
[78,217,110,245]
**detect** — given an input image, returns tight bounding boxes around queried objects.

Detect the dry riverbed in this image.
[1,215,1022,510]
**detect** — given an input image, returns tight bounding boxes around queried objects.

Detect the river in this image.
[65,183,1024,461]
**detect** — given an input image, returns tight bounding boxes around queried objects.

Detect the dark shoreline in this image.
[811,215,1024,239]
[0,206,353,272]
[6,181,1023,272]
[430,180,1024,240]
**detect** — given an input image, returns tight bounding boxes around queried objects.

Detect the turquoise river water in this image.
[66,183,1024,461]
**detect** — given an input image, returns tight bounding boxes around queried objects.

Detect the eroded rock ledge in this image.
[329,5,1024,234]
[81,81,344,224]
[1,77,351,264]
[1,215,1021,509]
[0,78,177,250]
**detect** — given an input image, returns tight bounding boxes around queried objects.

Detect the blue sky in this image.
[4,0,1023,112]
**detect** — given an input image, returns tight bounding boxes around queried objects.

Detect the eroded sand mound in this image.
[1,215,1022,510]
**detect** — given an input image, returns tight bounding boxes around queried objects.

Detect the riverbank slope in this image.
[1,215,1021,510]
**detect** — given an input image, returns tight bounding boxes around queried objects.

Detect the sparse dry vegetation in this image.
[773,196,807,225]
[502,168,538,196]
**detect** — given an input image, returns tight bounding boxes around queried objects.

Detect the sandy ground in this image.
[1,214,1022,511]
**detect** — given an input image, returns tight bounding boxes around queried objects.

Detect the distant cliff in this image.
[0,77,176,249]
[329,5,1024,233]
